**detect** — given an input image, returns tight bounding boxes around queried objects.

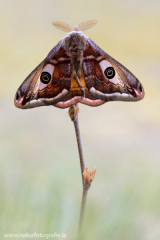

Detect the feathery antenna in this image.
[52,21,72,32]
[78,20,98,31]
[52,20,98,32]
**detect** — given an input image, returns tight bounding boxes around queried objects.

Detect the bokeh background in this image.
[0,0,160,239]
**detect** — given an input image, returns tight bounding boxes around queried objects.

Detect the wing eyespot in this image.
[104,67,115,79]
[40,72,51,84]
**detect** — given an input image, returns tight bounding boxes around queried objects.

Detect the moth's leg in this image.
[54,96,82,109]
[81,98,105,106]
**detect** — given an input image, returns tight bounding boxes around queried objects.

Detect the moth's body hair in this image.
[63,30,87,40]
[61,30,89,101]
[62,31,88,79]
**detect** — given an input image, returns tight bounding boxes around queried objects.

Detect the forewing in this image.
[82,38,144,104]
[15,40,73,109]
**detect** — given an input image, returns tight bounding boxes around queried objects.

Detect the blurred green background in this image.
[0,0,160,239]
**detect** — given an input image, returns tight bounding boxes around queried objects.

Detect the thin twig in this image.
[73,116,85,184]
[77,185,90,239]
[68,104,96,239]
[72,108,89,239]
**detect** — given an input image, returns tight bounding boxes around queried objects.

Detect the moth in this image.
[14,20,144,109]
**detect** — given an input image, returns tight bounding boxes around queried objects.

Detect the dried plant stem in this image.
[73,116,85,184]
[73,115,90,239]
[77,185,90,239]
[69,104,95,239]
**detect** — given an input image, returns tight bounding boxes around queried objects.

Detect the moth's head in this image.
[62,31,87,52]
[73,26,79,31]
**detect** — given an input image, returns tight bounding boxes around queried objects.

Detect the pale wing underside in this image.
[52,21,72,32]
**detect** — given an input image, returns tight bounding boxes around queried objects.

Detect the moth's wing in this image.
[14,40,81,109]
[82,38,144,106]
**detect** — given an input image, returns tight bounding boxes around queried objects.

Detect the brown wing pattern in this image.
[15,40,72,109]
[15,34,144,110]
[83,53,121,94]
[38,57,71,99]
[82,38,144,104]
